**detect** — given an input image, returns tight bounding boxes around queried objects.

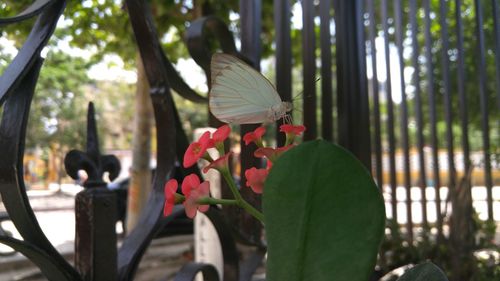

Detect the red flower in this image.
[183,131,212,168]
[183,181,210,218]
[243,126,266,146]
[203,152,232,173]
[280,124,306,144]
[163,179,178,217]
[181,174,201,198]
[245,167,269,194]
[254,145,294,162]
[212,125,230,144]
[280,124,306,136]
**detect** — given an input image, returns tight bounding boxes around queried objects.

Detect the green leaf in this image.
[396,262,449,281]
[263,140,385,281]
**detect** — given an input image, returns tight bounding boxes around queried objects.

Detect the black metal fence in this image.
[0,0,498,280]
[362,0,499,243]
[272,0,498,243]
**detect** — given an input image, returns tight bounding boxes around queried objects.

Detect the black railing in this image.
[364,0,498,238]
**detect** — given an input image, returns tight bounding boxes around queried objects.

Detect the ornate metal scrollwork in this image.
[0,0,82,280]
[119,0,249,280]
[174,262,221,281]
[64,102,121,188]
[1,0,262,280]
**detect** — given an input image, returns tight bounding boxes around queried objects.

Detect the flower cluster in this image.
[163,124,305,221]
[242,124,305,193]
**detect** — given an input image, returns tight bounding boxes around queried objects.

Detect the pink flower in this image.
[181,174,201,198]
[280,124,306,144]
[212,125,230,145]
[245,167,269,194]
[203,152,232,173]
[183,181,210,218]
[163,179,178,217]
[243,126,266,146]
[183,131,212,168]
[280,124,306,136]
[179,174,210,218]
[254,145,294,162]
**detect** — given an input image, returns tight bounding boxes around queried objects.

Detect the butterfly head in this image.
[268,102,293,123]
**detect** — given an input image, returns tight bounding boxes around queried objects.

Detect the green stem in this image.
[174,193,185,203]
[197,197,237,205]
[221,169,264,223]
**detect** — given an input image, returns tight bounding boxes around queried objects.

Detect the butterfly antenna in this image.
[292,91,303,101]
[292,77,321,100]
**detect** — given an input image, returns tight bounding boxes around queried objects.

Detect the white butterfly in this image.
[209,53,292,124]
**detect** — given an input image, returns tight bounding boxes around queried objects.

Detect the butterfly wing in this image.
[209,54,282,124]
[210,53,242,86]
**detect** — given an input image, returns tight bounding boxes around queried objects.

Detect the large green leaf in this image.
[263,140,385,281]
[396,262,449,281]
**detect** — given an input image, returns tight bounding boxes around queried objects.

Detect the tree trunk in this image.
[449,165,475,281]
[125,53,153,233]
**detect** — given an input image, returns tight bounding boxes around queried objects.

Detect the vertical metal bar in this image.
[409,0,428,229]
[240,1,262,68]
[302,0,317,140]
[491,0,500,220]
[334,0,372,169]
[423,0,443,239]
[394,0,413,243]
[455,0,471,204]
[367,0,388,269]
[367,0,383,188]
[492,0,500,110]
[381,0,398,222]
[274,0,292,146]
[238,0,263,244]
[473,0,494,221]
[439,0,457,217]
[320,0,333,142]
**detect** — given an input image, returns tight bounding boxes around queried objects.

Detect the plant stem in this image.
[221,169,264,223]
[197,197,237,205]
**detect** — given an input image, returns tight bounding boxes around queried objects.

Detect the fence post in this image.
[75,188,117,281]
[333,0,371,169]
[64,103,120,281]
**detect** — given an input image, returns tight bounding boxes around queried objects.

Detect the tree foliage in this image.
[0,50,90,151]
[0,0,243,65]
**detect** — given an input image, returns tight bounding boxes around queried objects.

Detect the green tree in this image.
[1,49,91,184]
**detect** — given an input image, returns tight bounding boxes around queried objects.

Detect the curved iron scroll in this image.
[0,1,82,280]
[173,262,221,281]
[117,0,205,279]
[0,0,57,25]
[117,0,248,279]
[122,1,206,104]
[0,0,62,105]
[0,236,76,280]
[185,16,240,77]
